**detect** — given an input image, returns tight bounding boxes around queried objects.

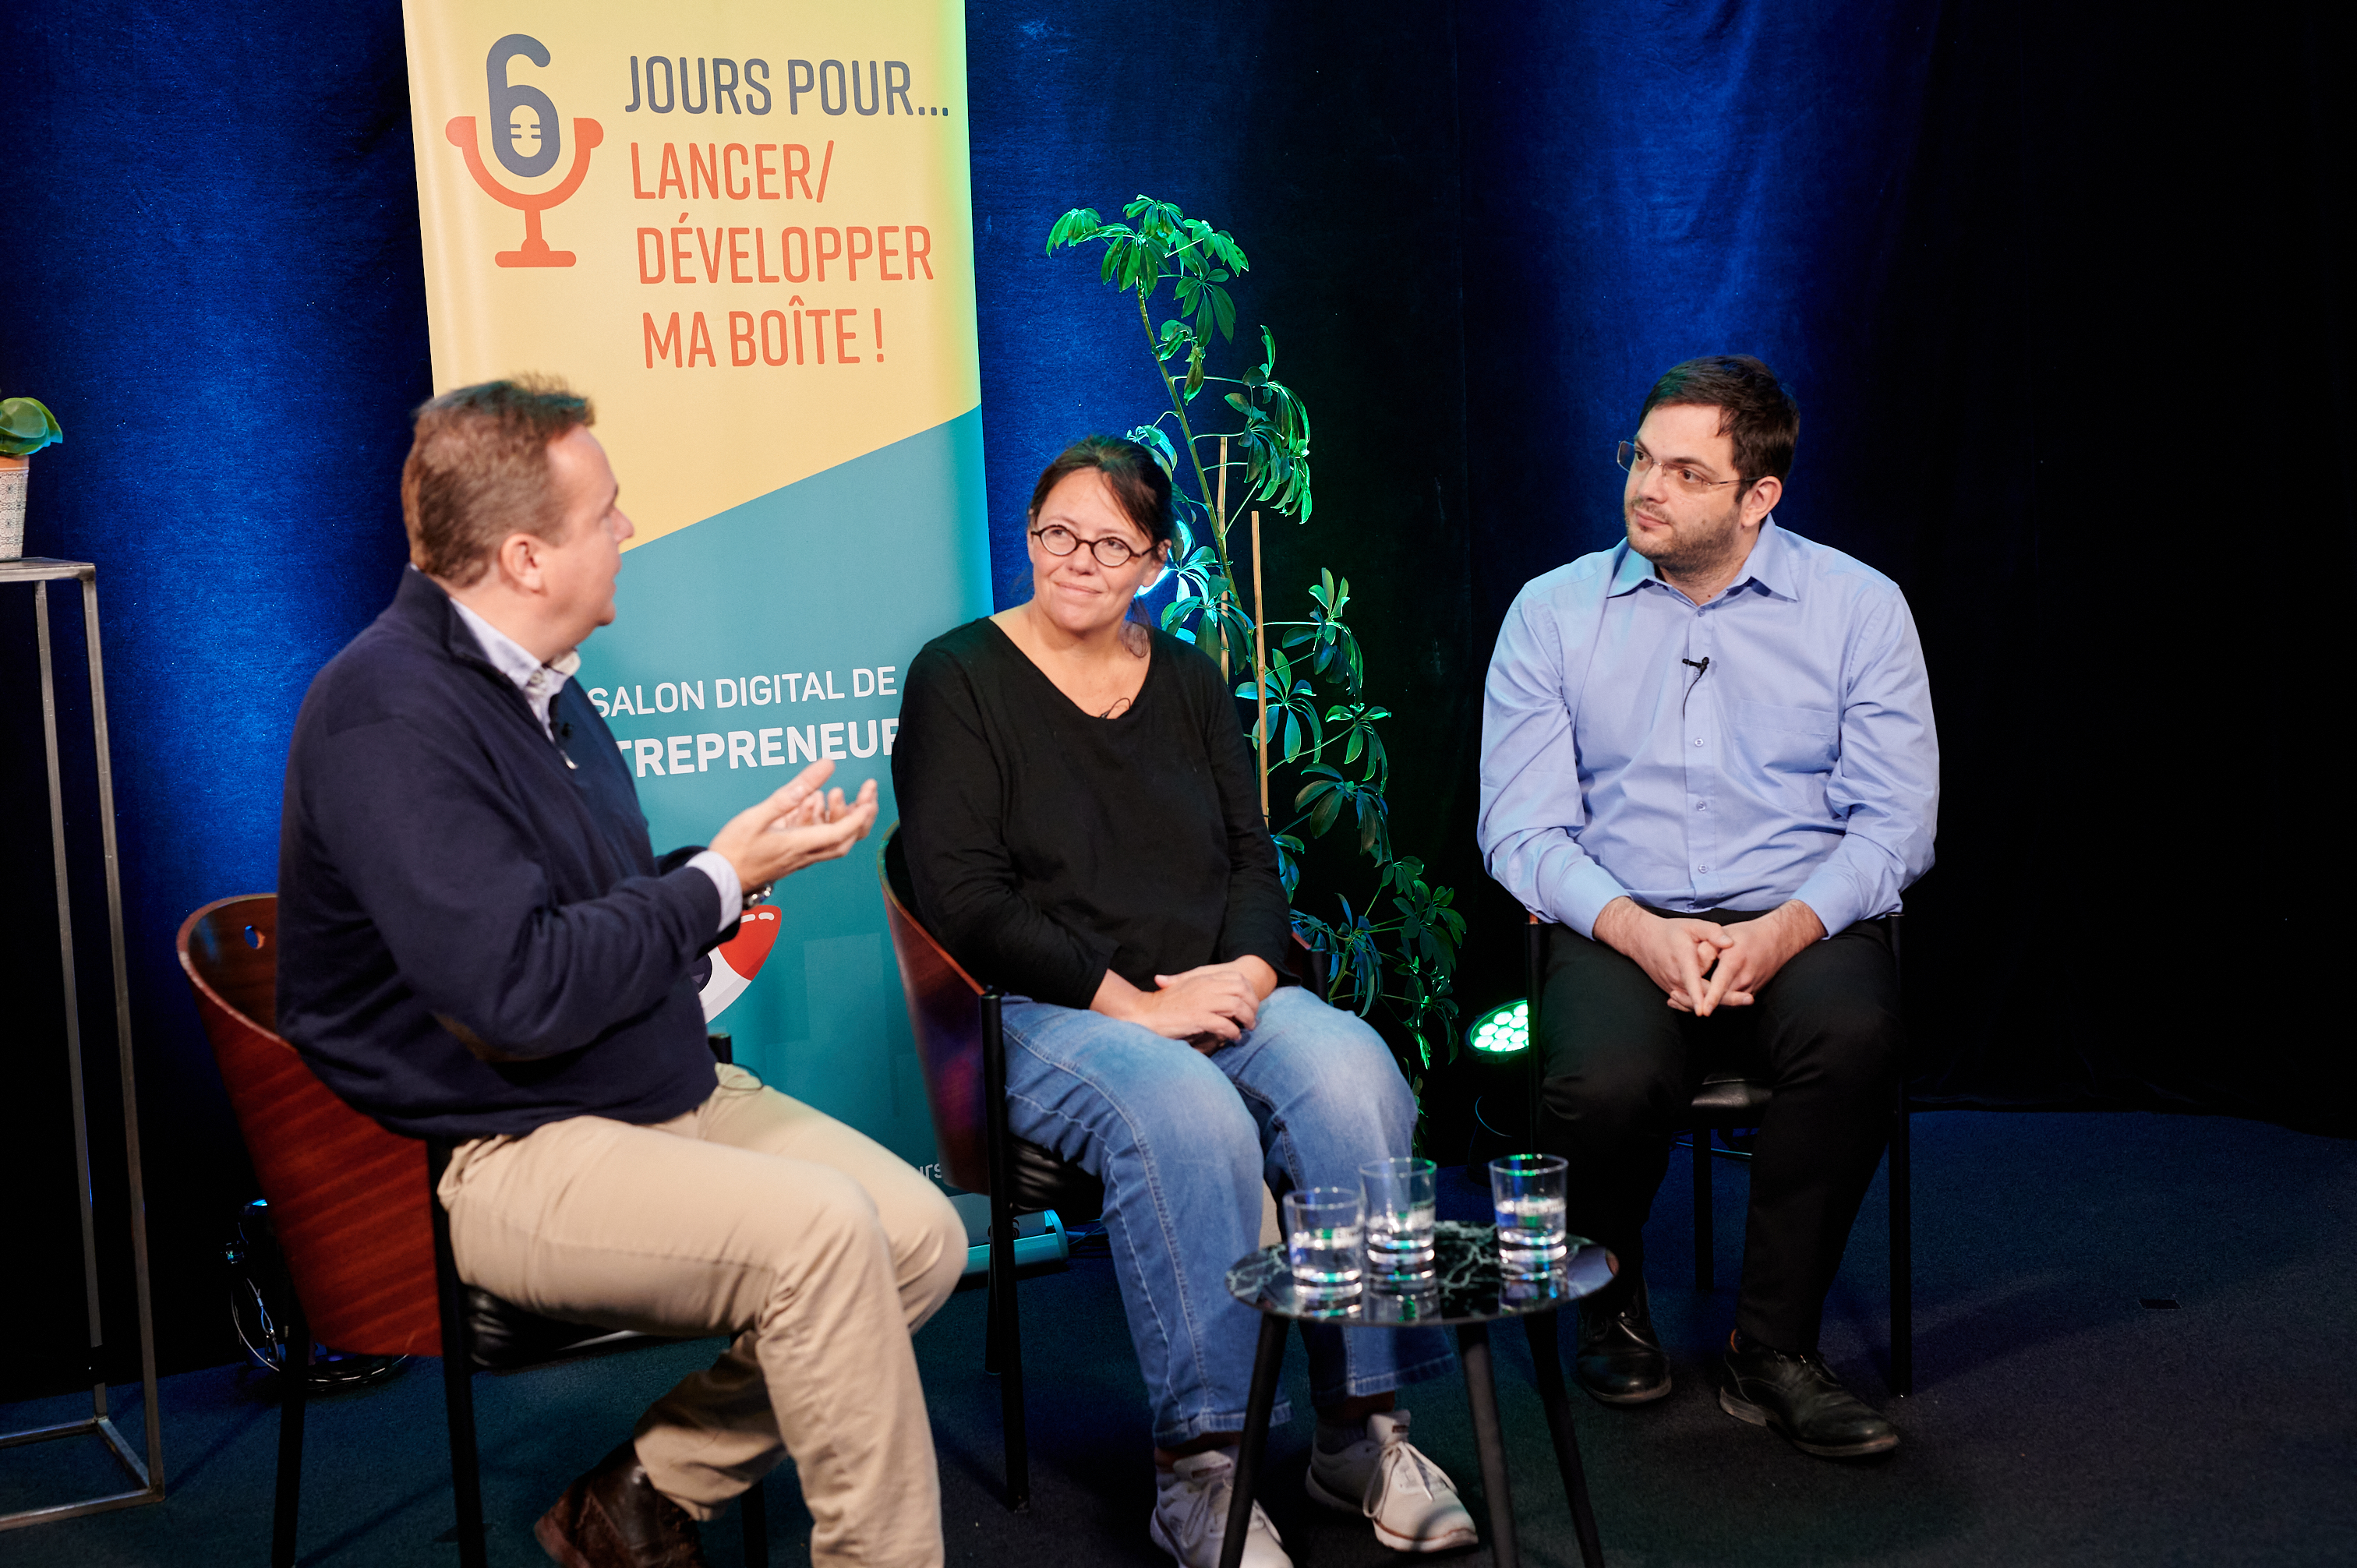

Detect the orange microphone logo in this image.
[445,34,603,267]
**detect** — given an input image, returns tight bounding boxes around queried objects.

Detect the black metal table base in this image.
[1524,1311,1606,1566]
[1219,1312,1605,1568]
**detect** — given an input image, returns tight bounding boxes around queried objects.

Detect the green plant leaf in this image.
[0,396,63,456]
[1210,285,1236,341]
[1043,207,1104,254]
[1307,788,1343,836]
[1125,424,1179,474]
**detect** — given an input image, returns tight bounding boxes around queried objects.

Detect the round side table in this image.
[1220,1220,1612,1568]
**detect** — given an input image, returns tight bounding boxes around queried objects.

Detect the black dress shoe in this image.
[1574,1277,1670,1404]
[535,1443,710,1567]
[1719,1338,1899,1458]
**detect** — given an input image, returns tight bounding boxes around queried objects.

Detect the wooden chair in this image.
[1522,914,1915,1394]
[877,832,1102,1513]
[177,894,769,1568]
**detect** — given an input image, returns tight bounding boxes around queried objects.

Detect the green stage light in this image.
[1468,999,1530,1055]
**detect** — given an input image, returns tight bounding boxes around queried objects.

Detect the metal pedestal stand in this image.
[0,558,164,1529]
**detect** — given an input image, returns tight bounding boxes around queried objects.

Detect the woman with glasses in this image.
[892,437,1470,1568]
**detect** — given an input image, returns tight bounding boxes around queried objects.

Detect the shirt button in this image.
[1693,737,1704,747]
[1698,864,1710,873]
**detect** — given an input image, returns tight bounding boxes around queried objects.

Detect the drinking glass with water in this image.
[1489,1153,1569,1278]
[1283,1185,1364,1301]
[1360,1156,1437,1287]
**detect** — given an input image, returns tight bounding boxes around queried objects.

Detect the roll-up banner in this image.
[403,2,988,1174]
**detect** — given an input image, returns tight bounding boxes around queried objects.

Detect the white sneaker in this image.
[1150,1448,1292,1568]
[1305,1409,1479,1553]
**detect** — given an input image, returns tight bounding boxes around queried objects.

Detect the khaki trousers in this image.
[437,1064,965,1568]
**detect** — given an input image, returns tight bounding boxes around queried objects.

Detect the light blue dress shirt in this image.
[1478,519,1938,941]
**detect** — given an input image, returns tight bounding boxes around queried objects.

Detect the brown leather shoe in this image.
[534,1443,710,1567]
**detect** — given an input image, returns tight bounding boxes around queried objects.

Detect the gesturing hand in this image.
[709,761,880,892]
[1593,897,1735,1016]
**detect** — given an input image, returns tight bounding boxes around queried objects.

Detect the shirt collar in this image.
[1604,515,1800,603]
[1606,542,1653,598]
[1731,517,1800,601]
[445,590,581,722]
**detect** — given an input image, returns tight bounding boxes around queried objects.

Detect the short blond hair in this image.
[400,377,595,585]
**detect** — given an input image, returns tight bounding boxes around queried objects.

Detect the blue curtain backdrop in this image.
[2,0,2348,1394]
[1,4,431,1393]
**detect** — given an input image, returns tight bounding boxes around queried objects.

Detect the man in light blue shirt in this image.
[1479,356,1936,1459]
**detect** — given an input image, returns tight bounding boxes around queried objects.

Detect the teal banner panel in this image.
[576,408,990,1176]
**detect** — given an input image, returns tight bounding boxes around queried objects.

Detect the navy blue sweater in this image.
[276,569,721,1139]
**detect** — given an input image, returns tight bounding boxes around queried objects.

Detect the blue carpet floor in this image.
[5,1110,2352,1566]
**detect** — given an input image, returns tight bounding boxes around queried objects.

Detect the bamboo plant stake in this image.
[1253,510,1270,823]
[1216,436,1231,681]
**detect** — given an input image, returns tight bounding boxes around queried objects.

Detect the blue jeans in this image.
[1001,985,1455,1446]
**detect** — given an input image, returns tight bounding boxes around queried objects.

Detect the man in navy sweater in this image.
[277,380,963,1568]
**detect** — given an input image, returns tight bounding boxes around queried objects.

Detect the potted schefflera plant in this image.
[1,397,65,562]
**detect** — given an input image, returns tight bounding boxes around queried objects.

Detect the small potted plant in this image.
[1,396,65,562]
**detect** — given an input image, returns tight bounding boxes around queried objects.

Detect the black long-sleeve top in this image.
[892,618,1295,1008]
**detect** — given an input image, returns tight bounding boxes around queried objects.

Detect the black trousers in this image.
[1536,909,1899,1352]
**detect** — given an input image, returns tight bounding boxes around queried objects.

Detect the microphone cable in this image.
[1680,655,1711,716]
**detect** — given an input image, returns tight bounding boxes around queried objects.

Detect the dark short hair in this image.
[1027,436,1175,551]
[401,377,595,585]
[1639,355,1800,488]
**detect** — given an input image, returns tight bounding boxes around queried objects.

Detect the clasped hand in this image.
[1595,897,1823,1016]
[709,760,879,892]
[1094,957,1280,1054]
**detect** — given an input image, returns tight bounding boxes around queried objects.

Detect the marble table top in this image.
[1225,1221,1616,1326]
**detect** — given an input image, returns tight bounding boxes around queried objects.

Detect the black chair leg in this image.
[1458,1323,1521,1568]
[427,1143,490,1568]
[988,1217,1027,1510]
[740,1476,769,1566]
[1891,1095,1913,1397]
[1523,1311,1605,1568]
[980,992,1030,1510]
[1888,911,1913,1397]
[1218,1314,1289,1568]
[1693,1131,1713,1292]
[1525,921,1547,1148]
[270,1298,309,1568]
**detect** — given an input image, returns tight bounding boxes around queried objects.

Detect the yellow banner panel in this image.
[402,0,979,548]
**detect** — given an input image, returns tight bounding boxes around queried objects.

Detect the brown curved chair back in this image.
[177,895,441,1357]
[878,830,994,1194]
